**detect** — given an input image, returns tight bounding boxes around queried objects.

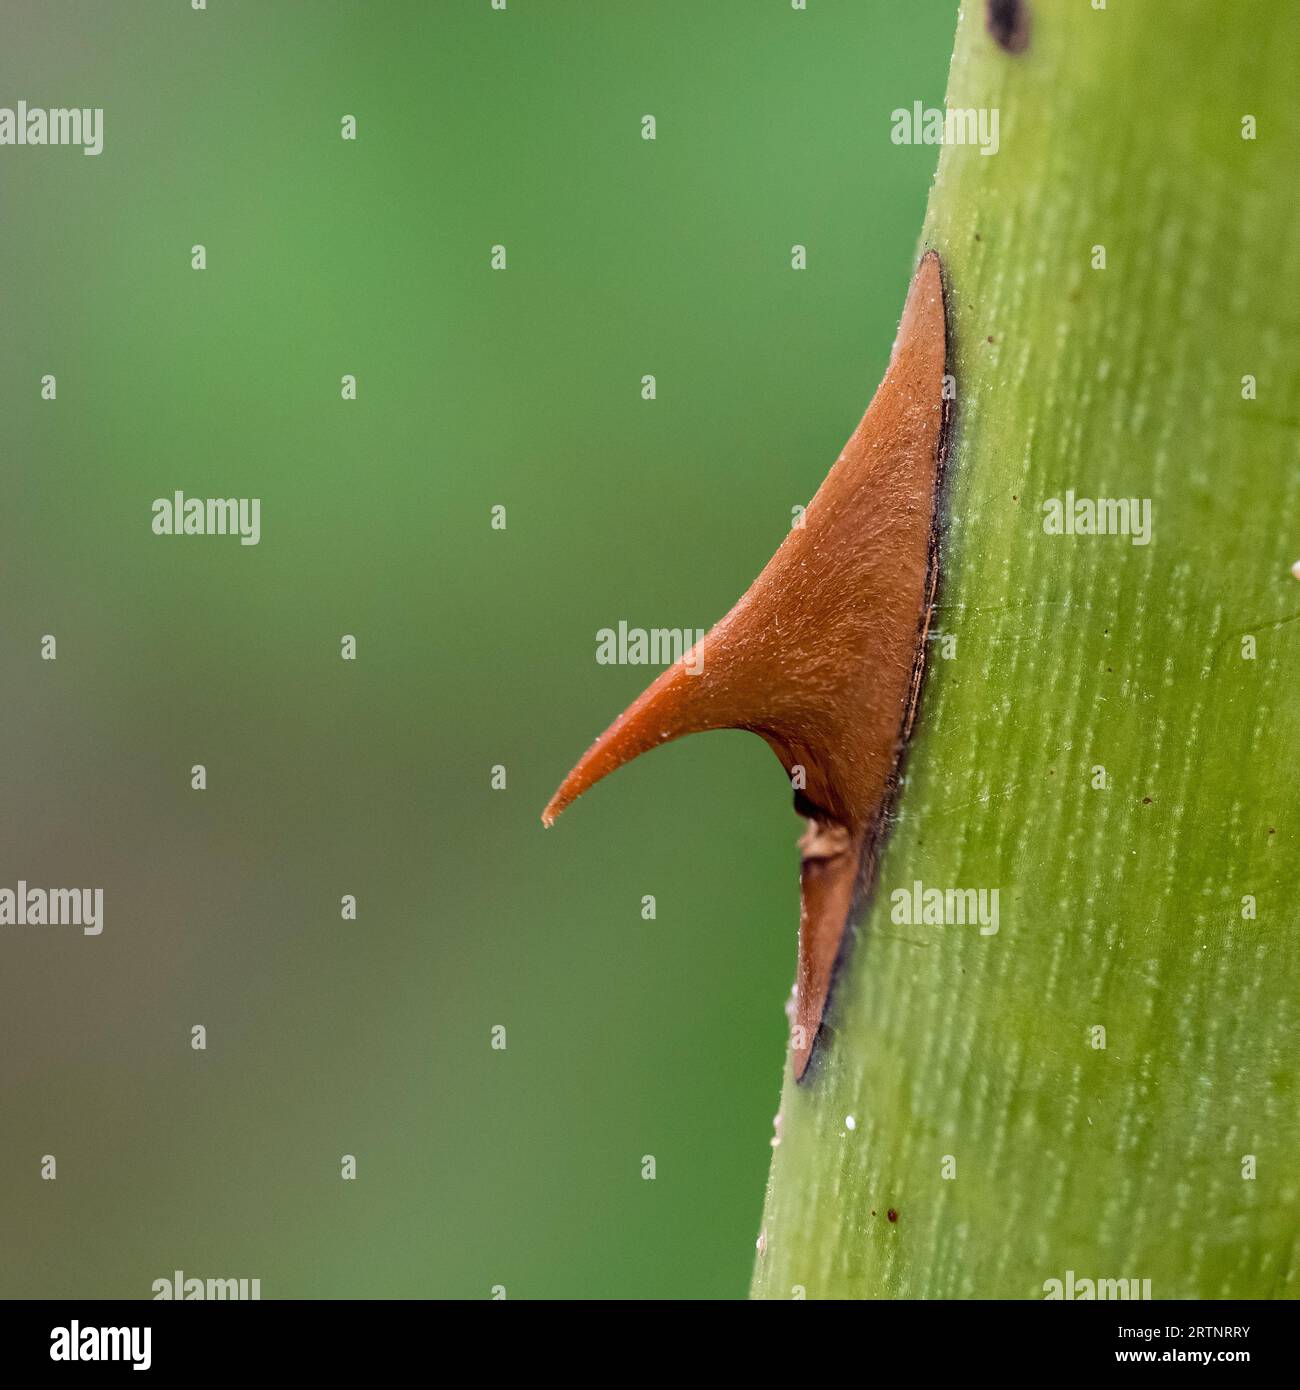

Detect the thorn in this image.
[543,252,951,1081]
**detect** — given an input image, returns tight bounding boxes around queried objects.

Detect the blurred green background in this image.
[0,0,952,1298]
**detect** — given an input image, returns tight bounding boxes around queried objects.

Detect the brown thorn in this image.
[543,252,951,1082]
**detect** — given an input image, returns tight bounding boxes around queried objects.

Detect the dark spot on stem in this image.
[986,0,1031,55]
[887,1208,899,1223]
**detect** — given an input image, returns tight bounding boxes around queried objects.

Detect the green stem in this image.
[753,0,1300,1300]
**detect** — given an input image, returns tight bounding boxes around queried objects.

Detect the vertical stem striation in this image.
[753,0,1300,1299]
